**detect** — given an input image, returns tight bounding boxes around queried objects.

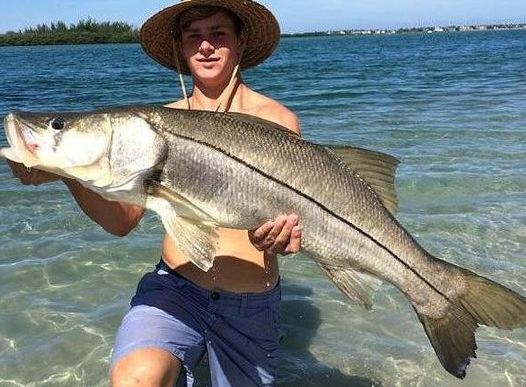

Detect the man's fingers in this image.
[6,160,60,186]
[266,215,287,241]
[248,214,302,254]
[249,220,275,242]
[270,215,297,250]
[7,160,22,177]
[7,160,16,173]
[9,162,31,185]
[283,225,301,254]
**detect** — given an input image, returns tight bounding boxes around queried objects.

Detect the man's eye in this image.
[49,118,66,130]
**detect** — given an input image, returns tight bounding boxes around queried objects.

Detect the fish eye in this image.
[49,117,66,130]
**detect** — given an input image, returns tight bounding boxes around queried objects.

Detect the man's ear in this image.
[238,29,248,53]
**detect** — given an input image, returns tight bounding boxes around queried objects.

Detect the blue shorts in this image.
[111,260,283,387]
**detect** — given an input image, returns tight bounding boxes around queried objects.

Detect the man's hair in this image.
[175,6,245,37]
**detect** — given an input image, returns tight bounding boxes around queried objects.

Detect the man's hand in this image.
[248,215,301,255]
[7,160,61,186]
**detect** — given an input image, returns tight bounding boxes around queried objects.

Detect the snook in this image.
[2,106,525,378]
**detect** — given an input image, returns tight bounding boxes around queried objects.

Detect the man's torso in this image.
[162,84,299,293]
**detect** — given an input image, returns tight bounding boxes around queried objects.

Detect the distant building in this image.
[278,22,526,39]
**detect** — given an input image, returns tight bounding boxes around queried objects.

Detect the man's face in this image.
[180,11,244,85]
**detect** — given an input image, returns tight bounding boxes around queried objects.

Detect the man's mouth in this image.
[197,58,220,63]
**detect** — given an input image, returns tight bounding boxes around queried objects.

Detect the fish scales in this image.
[149,107,453,292]
[2,105,525,379]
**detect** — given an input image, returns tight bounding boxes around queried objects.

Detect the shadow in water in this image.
[277,281,380,387]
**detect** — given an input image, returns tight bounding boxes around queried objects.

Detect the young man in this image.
[8,1,300,386]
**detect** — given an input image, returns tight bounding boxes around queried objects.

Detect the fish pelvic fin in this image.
[162,214,219,272]
[145,180,219,272]
[416,266,526,379]
[318,263,382,310]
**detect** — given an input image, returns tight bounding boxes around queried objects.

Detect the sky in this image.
[0,0,525,34]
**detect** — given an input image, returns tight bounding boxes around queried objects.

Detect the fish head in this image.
[1,110,113,185]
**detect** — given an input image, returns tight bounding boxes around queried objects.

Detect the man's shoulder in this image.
[164,100,187,109]
[244,91,301,135]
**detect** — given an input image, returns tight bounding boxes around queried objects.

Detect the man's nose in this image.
[198,39,215,56]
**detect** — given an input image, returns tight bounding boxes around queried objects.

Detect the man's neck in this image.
[190,75,243,112]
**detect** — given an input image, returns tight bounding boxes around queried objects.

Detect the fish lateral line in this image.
[163,129,454,305]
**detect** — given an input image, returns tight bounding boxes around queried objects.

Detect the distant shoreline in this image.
[282,23,526,38]
[1,21,525,47]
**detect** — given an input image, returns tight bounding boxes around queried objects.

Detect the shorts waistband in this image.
[156,259,281,308]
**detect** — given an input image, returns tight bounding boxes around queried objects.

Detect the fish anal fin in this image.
[318,263,382,310]
[324,145,400,214]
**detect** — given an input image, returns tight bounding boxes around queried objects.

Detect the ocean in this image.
[0,30,525,387]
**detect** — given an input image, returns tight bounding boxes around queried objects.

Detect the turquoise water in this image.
[0,30,525,387]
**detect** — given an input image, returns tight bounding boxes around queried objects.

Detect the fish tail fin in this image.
[414,267,526,379]
[415,303,477,379]
[457,268,526,329]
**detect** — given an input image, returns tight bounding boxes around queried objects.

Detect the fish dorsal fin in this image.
[325,145,400,214]
[318,263,382,310]
[145,180,219,271]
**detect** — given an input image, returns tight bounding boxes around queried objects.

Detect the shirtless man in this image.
[8,1,300,386]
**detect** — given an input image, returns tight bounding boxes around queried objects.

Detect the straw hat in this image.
[140,0,281,75]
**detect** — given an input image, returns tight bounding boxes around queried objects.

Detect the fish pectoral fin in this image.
[324,145,400,214]
[318,263,382,310]
[160,210,219,272]
[145,180,215,222]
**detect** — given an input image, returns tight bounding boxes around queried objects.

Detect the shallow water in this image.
[0,30,525,387]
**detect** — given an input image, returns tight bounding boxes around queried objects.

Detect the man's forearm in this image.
[62,178,145,236]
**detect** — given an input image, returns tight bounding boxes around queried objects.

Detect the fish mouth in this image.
[1,113,40,166]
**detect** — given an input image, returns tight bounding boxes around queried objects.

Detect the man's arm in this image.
[62,178,145,237]
[7,161,145,237]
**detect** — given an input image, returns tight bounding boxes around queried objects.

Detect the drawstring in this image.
[173,39,191,110]
[217,63,240,113]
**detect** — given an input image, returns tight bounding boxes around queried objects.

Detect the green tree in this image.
[0,19,139,46]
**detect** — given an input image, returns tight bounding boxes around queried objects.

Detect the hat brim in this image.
[140,0,281,75]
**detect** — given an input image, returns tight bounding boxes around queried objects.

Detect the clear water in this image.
[0,31,525,387]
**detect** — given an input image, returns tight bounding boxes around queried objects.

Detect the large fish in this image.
[1,106,525,378]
